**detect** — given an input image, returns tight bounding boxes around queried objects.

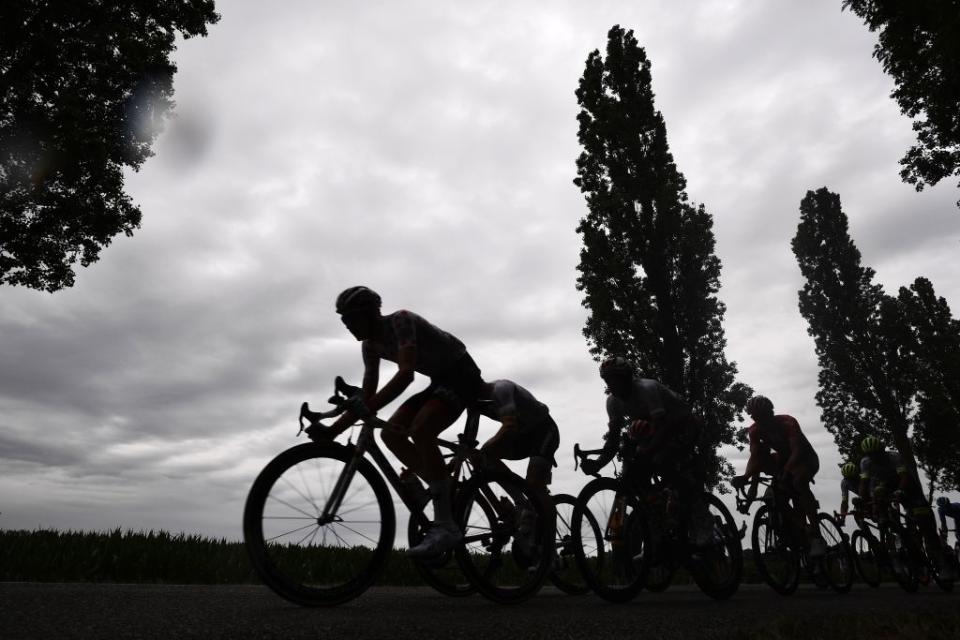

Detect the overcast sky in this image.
[2,0,959,541]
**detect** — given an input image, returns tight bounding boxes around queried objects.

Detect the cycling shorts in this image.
[496,414,560,467]
[398,353,484,414]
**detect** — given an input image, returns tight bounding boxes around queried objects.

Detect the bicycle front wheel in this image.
[550,493,597,595]
[571,477,646,603]
[454,470,554,604]
[879,522,918,593]
[243,442,395,606]
[850,530,881,587]
[818,513,854,593]
[751,504,799,596]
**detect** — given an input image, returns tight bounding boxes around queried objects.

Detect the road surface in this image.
[2,583,957,639]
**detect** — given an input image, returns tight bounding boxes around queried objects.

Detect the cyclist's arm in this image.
[481,415,519,456]
[741,427,763,480]
[939,505,948,532]
[368,344,416,411]
[839,481,849,518]
[781,419,807,476]
[329,352,381,432]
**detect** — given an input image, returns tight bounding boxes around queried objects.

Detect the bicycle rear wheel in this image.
[689,493,743,600]
[454,470,554,604]
[850,530,881,587]
[571,477,646,603]
[817,513,853,593]
[243,442,395,606]
[751,504,799,596]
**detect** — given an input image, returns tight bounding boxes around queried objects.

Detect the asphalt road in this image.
[2,582,958,640]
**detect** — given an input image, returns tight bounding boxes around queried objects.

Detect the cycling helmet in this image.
[860,435,883,454]
[746,395,774,416]
[335,286,382,314]
[937,496,950,508]
[840,462,858,479]
[599,356,634,379]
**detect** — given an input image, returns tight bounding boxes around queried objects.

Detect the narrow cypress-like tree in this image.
[574,25,751,486]
[898,277,960,493]
[792,187,919,470]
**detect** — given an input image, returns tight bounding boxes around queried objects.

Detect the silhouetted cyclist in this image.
[859,436,955,580]
[323,286,484,557]
[732,395,825,557]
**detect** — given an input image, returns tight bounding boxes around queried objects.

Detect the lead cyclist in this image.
[322,286,485,557]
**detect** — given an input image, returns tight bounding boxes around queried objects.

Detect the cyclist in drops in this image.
[475,378,560,562]
[937,496,960,546]
[320,286,484,557]
[476,378,559,502]
[858,435,954,580]
[583,356,713,546]
[837,461,867,530]
[731,395,825,557]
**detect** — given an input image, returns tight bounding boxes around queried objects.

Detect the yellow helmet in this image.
[860,436,883,454]
[841,462,858,479]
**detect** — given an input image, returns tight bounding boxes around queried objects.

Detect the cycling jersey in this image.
[746,415,815,460]
[606,377,691,430]
[362,310,467,377]
[481,380,558,465]
[859,451,907,487]
[840,477,861,503]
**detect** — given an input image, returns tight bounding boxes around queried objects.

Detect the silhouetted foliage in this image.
[573,25,751,488]
[792,188,920,472]
[0,1,219,292]
[898,277,960,493]
[842,0,960,205]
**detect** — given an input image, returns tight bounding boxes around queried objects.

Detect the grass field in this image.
[1,528,886,587]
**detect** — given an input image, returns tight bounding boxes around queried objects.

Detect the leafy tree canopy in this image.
[842,0,960,204]
[1,1,219,292]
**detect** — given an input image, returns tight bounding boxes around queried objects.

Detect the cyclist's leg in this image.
[380,387,433,474]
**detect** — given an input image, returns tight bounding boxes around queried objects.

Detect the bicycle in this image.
[878,498,954,593]
[242,376,553,606]
[735,475,853,595]
[570,443,742,603]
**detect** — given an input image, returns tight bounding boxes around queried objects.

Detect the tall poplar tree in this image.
[574,25,751,486]
[898,277,960,493]
[792,187,919,469]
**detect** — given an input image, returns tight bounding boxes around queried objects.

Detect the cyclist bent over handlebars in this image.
[322,286,485,557]
[582,356,713,546]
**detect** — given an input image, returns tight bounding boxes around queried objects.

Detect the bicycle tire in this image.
[408,513,477,597]
[850,530,881,588]
[571,477,646,603]
[751,503,800,596]
[453,470,554,604]
[243,442,395,607]
[879,521,918,593]
[689,493,743,600]
[549,493,596,595]
[817,513,853,594]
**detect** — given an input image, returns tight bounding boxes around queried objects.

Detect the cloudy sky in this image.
[2,0,959,541]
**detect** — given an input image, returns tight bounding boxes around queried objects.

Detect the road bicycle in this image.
[878,497,954,593]
[242,376,553,606]
[569,442,742,603]
[735,475,853,595]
